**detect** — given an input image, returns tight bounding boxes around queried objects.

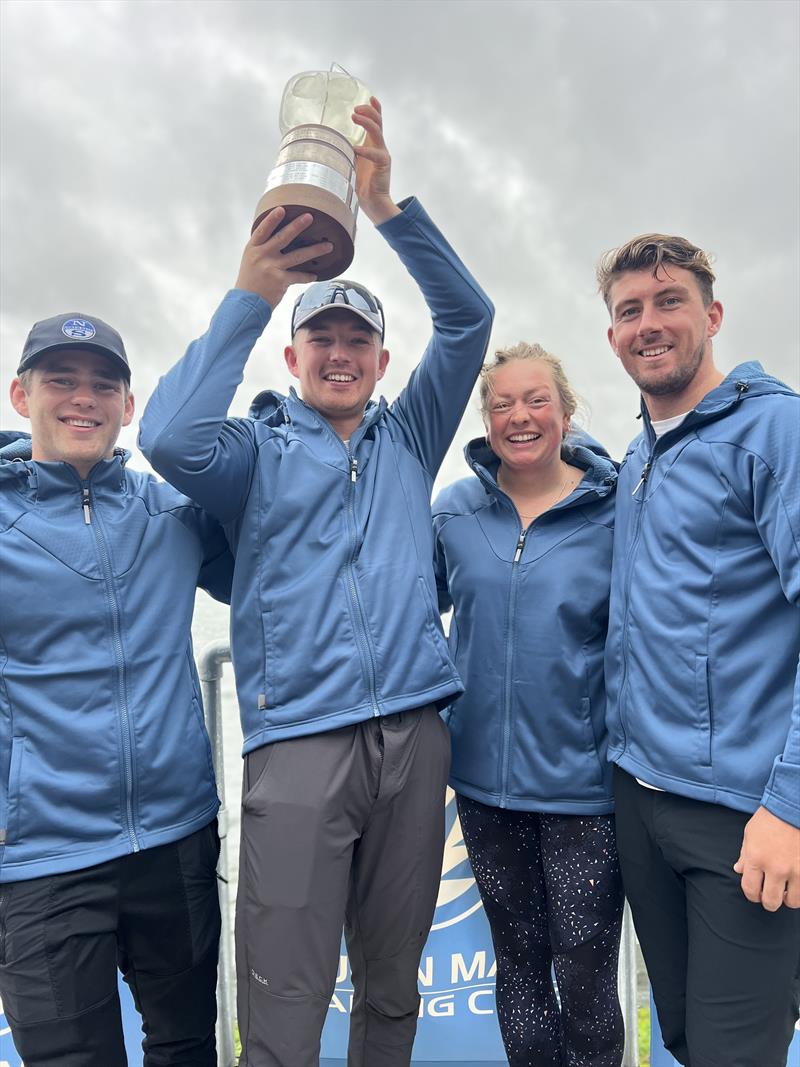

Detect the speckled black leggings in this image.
[457,795,625,1067]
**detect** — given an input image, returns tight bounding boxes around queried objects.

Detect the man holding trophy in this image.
[140,94,494,1066]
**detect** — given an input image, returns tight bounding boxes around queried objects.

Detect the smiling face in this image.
[10,349,134,478]
[607,266,723,418]
[284,308,389,439]
[484,360,570,473]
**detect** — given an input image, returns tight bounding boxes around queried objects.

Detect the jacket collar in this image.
[638,360,793,448]
[248,386,387,456]
[0,431,128,498]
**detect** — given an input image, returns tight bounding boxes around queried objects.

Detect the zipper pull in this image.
[350,457,358,483]
[513,531,526,563]
[631,463,650,497]
[81,486,92,524]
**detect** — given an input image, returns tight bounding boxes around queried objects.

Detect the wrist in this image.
[362,196,401,226]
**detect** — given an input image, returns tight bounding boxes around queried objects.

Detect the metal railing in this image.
[198,640,641,1067]
[199,640,237,1067]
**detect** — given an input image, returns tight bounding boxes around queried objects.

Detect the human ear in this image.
[376,348,390,381]
[284,345,301,380]
[706,301,724,339]
[9,378,30,419]
[122,391,135,427]
[607,325,621,359]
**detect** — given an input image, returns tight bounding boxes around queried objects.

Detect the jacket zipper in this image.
[344,451,381,717]
[631,462,650,497]
[499,527,527,806]
[280,397,384,717]
[80,482,139,852]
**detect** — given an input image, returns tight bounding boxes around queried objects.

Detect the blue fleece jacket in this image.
[0,435,232,882]
[139,198,494,751]
[433,438,618,812]
[606,362,800,826]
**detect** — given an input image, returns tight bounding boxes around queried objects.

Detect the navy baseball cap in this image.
[291,279,385,341]
[18,313,130,381]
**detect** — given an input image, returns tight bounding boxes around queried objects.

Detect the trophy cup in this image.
[253,66,371,280]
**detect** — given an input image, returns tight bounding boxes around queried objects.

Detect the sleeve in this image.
[187,506,235,605]
[754,427,800,825]
[381,198,494,478]
[138,290,273,524]
[762,667,800,828]
[713,405,800,826]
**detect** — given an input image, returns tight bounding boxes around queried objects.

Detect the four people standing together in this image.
[1,95,798,1067]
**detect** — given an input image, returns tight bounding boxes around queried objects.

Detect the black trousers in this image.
[457,794,625,1067]
[0,822,221,1067]
[614,767,800,1067]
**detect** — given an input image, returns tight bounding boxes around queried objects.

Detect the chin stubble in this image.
[636,340,706,398]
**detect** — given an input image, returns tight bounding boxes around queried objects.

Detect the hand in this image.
[352,97,400,226]
[733,806,800,911]
[235,209,332,309]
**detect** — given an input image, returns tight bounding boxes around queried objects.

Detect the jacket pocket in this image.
[242,743,277,811]
[5,737,25,845]
[417,577,452,671]
[580,697,606,786]
[694,655,713,766]
[260,606,280,713]
[191,697,216,782]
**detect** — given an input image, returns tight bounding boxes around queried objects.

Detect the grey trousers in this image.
[235,705,450,1067]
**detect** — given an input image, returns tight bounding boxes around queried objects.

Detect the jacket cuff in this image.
[376,196,424,237]
[761,756,800,828]
[225,288,274,323]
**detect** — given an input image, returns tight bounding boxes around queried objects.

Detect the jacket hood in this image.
[465,429,617,498]
[248,388,292,424]
[0,431,34,484]
[248,386,388,437]
[0,429,32,459]
[640,361,796,427]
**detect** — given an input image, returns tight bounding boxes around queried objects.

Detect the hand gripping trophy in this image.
[253,65,371,280]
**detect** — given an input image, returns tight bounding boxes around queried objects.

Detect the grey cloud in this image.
[1,0,797,469]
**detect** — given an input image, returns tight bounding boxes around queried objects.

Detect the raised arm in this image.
[352,99,494,478]
[139,213,331,522]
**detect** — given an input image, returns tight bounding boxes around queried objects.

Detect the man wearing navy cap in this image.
[0,314,233,1066]
[140,99,494,1065]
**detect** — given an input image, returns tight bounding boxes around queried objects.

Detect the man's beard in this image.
[635,340,705,398]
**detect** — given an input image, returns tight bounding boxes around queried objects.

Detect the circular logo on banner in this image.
[62,318,96,340]
[431,788,483,930]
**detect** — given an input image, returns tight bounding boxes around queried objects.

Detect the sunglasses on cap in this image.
[291,280,385,340]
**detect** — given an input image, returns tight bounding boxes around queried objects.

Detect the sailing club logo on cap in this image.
[61,318,97,341]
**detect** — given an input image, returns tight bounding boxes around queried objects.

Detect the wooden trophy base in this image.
[252,183,356,281]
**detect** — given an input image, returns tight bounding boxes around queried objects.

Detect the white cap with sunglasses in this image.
[291,279,385,341]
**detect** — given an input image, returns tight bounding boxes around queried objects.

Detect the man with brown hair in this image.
[599,234,800,1067]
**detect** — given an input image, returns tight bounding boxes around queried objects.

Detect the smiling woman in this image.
[433,341,624,1067]
[480,343,583,522]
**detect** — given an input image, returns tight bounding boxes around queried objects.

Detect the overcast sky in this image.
[1,0,798,490]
